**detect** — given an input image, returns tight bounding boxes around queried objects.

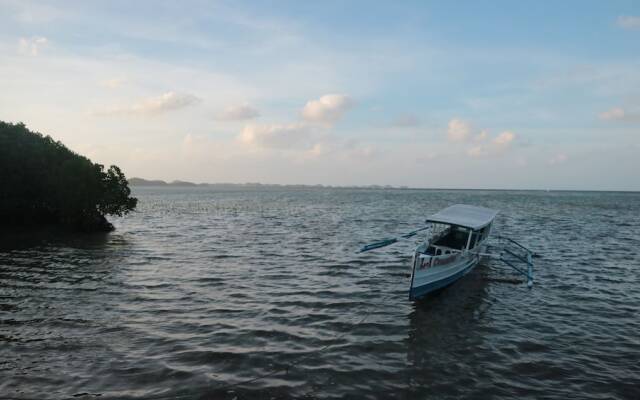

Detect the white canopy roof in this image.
[426,204,498,230]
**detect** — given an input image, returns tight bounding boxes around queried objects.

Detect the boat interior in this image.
[422,224,489,256]
[434,226,468,249]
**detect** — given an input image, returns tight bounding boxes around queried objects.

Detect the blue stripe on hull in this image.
[409,261,476,300]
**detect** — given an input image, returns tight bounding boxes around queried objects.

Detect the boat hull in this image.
[409,252,480,300]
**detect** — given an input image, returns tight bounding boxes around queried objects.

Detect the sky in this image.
[1,0,639,190]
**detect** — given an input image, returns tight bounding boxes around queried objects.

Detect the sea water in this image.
[1,188,639,399]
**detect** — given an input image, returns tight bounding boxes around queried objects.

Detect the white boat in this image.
[359,204,534,301]
[409,204,497,300]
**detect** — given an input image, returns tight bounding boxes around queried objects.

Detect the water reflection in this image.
[404,265,491,398]
[0,227,116,252]
[0,229,133,398]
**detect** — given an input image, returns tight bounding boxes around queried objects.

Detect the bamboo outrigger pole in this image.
[358,226,430,253]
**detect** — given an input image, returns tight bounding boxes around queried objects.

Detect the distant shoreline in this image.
[128,178,639,193]
[129,177,407,190]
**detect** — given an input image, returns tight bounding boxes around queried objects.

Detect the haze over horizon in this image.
[1,1,639,191]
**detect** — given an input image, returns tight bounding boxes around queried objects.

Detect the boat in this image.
[409,204,497,300]
[359,204,534,300]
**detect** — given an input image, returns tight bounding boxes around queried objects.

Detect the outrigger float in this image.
[359,204,534,300]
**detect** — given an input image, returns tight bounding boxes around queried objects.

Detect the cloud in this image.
[467,131,517,158]
[305,142,331,159]
[493,131,516,146]
[617,16,640,30]
[95,91,201,116]
[18,37,48,56]
[216,103,260,120]
[239,123,315,149]
[466,146,488,157]
[390,114,420,127]
[238,120,376,161]
[599,107,640,122]
[445,117,518,157]
[302,94,354,124]
[447,118,471,142]
[599,107,626,120]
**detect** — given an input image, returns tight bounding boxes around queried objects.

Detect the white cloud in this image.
[305,142,330,159]
[599,107,625,120]
[599,107,640,122]
[467,131,517,158]
[216,103,260,120]
[447,118,471,142]
[493,131,516,147]
[95,91,201,116]
[297,139,349,161]
[18,37,48,56]
[446,117,517,157]
[617,16,640,30]
[239,123,314,149]
[466,145,489,157]
[237,121,376,162]
[302,94,353,124]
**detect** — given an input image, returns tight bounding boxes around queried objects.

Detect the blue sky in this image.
[1,0,639,190]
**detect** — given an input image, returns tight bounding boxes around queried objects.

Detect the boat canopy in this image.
[426,204,498,230]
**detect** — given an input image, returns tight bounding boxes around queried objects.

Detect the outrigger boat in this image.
[359,204,534,300]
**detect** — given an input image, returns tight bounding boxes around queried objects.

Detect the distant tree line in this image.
[0,121,137,231]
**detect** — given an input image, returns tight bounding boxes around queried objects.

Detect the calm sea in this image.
[1,188,639,399]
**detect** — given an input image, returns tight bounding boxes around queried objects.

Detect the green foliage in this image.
[0,121,137,231]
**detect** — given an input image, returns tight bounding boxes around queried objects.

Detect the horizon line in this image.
[128,177,640,193]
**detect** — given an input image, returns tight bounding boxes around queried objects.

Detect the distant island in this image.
[128,177,410,190]
[0,121,137,232]
[128,177,198,187]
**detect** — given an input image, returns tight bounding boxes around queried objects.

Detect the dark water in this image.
[1,188,639,399]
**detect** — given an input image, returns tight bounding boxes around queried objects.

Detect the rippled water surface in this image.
[2,188,640,399]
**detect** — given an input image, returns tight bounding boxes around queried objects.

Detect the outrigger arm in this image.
[358,226,431,253]
[475,236,535,288]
